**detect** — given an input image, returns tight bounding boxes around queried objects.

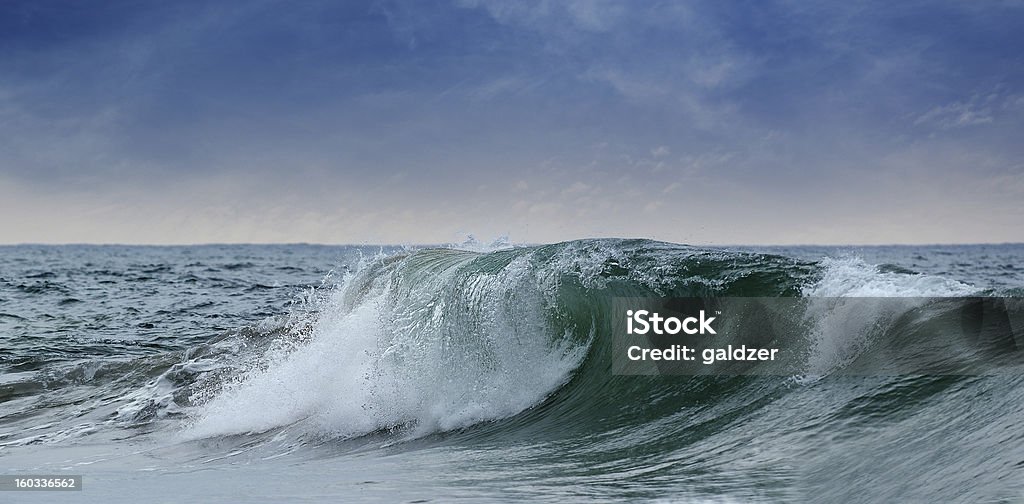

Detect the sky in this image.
[1,0,1022,245]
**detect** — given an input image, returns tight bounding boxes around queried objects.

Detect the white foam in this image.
[185,249,586,441]
[805,257,978,298]
[799,257,980,378]
[447,234,516,253]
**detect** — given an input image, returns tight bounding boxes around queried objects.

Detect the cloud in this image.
[915,96,997,130]
[456,0,628,34]
[1,0,1022,244]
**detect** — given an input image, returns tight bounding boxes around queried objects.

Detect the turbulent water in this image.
[1,239,1023,502]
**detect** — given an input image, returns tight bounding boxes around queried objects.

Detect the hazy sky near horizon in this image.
[2,0,1023,245]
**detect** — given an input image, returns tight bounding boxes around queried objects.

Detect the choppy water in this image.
[1,240,1023,502]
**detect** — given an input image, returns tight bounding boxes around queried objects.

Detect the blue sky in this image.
[1,0,1022,244]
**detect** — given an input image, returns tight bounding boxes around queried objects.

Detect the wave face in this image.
[2,240,1023,501]
[188,245,591,439]
[184,240,1014,440]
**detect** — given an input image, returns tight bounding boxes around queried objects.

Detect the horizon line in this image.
[2,239,1022,248]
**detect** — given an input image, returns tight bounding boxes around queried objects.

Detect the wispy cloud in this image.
[915,96,997,130]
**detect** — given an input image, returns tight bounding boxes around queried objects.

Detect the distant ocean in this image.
[2,239,1023,502]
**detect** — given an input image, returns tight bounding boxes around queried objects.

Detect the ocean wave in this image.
[181,239,1015,450]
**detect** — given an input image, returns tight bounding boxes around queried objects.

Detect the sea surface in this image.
[1,240,1023,502]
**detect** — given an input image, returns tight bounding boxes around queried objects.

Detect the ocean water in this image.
[1,239,1023,502]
